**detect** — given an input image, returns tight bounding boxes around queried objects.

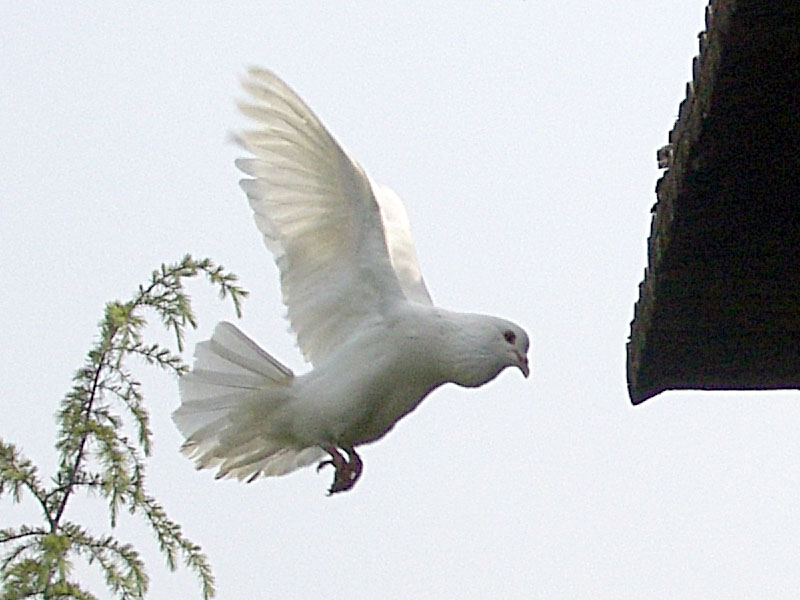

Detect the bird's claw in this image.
[318,446,363,495]
[326,467,359,495]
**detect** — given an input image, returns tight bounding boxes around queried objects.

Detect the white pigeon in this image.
[173,68,529,494]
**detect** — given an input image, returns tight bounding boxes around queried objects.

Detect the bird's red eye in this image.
[503,330,516,344]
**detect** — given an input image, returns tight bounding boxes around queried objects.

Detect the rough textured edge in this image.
[626,0,736,404]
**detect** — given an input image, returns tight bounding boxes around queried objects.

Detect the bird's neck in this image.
[405,306,499,389]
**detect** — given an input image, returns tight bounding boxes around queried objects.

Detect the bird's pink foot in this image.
[317,446,363,495]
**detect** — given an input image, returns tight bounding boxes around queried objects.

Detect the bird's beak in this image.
[515,351,530,378]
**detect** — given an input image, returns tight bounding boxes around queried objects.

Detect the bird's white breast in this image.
[285,303,449,447]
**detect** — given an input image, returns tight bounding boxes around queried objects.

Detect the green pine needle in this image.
[0,255,243,599]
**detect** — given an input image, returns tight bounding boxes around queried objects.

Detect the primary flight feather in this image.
[173,68,529,494]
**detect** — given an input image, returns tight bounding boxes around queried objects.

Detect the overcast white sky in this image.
[4,2,800,599]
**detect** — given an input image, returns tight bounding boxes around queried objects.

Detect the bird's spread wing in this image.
[371,183,433,306]
[236,68,431,364]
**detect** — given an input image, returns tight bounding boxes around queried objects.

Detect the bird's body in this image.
[290,302,438,448]
[292,305,524,446]
[173,68,529,493]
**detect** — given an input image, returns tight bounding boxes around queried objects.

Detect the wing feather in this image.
[236,68,431,363]
[372,183,433,305]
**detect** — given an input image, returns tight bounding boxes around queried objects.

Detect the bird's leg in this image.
[317,446,346,474]
[317,446,351,495]
[341,446,363,489]
[316,445,363,495]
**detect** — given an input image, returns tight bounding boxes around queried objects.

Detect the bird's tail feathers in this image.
[173,321,323,481]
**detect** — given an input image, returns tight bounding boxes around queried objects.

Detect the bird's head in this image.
[497,320,530,379]
[449,314,530,387]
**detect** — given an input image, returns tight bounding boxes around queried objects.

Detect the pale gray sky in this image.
[4,3,800,599]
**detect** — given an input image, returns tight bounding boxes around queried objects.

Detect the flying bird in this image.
[173,68,529,495]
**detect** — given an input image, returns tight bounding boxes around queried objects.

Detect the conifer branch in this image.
[1,255,244,599]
